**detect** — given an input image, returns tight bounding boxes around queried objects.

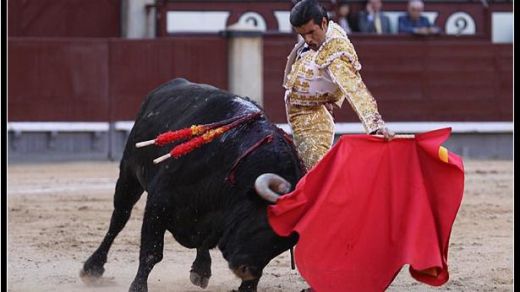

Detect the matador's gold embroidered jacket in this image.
[283,21,385,134]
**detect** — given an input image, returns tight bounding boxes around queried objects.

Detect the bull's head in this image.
[220,173,296,282]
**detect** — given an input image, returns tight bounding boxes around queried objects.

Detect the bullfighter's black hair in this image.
[290,0,329,27]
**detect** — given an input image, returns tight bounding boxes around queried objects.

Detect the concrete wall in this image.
[8,131,110,162]
[225,23,264,106]
[121,0,156,38]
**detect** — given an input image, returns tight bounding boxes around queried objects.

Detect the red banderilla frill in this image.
[135,112,262,164]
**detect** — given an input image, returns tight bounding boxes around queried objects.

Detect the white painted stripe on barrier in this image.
[492,12,513,44]
[333,122,515,134]
[274,11,292,33]
[379,122,513,134]
[167,11,230,33]
[7,122,110,132]
[114,121,135,131]
[111,121,513,134]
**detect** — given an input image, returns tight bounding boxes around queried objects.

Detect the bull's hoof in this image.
[79,267,105,285]
[79,268,115,287]
[190,271,210,289]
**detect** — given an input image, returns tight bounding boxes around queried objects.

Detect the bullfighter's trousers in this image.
[287,104,335,170]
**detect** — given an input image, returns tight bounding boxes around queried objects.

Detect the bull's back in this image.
[121,78,264,188]
[133,78,232,136]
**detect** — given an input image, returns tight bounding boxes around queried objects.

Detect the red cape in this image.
[267,128,464,291]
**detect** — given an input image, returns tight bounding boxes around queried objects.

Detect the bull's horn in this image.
[255,173,291,203]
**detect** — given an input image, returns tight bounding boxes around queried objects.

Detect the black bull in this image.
[80,78,305,291]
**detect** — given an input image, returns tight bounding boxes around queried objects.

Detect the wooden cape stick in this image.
[374,134,415,139]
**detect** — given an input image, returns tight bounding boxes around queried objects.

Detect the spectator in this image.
[357,0,392,34]
[334,1,353,34]
[398,0,441,35]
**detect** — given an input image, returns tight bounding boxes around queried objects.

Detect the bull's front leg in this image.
[81,173,144,283]
[129,203,166,292]
[190,248,212,288]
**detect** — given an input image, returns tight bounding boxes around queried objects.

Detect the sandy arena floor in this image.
[7,160,514,291]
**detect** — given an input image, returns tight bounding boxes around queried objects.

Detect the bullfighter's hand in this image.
[375,127,395,141]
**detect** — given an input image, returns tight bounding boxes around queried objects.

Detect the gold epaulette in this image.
[315,37,362,71]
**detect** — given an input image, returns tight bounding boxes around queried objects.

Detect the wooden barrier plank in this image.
[108,37,228,121]
[7,37,512,124]
[8,39,110,121]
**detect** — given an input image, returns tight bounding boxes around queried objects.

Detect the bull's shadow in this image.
[80,78,305,292]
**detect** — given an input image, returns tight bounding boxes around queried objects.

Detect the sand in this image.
[7,160,513,291]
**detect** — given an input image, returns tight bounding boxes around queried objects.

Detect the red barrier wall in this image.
[108,37,228,121]
[8,0,121,37]
[8,38,111,121]
[8,37,228,121]
[8,36,512,123]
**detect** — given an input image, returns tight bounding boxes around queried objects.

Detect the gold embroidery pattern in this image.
[304,68,314,79]
[293,79,311,93]
[315,38,360,70]
[328,57,385,133]
[288,91,340,106]
[288,105,334,170]
[314,22,362,70]
[284,52,314,89]
[284,64,299,89]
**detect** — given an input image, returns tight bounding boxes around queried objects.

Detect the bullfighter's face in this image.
[294,17,329,51]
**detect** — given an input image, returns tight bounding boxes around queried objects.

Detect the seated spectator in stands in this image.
[398,0,441,35]
[335,1,354,34]
[357,0,392,34]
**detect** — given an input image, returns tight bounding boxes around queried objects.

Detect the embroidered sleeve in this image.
[327,56,385,133]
